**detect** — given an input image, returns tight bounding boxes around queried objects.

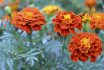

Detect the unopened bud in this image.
[4,6,12,16]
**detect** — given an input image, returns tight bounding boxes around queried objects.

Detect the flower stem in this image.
[28,33,33,47]
[83,22,90,32]
[61,37,66,61]
[83,62,86,70]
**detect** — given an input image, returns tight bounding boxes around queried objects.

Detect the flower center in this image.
[62,14,72,24]
[80,37,90,48]
[24,12,33,18]
[63,14,71,20]
[82,14,91,22]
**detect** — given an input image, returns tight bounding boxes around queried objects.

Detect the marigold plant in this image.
[52,11,82,36]
[11,7,46,34]
[68,32,102,62]
[90,13,104,30]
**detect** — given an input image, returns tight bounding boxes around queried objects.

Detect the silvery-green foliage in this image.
[0,30,43,70]
[0,33,16,70]
[99,30,104,43]
[31,37,104,70]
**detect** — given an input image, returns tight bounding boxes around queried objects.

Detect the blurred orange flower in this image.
[90,13,104,30]
[52,11,82,36]
[11,7,46,34]
[8,0,20,11]
[0,0,4,3]
[68,32,102,62]
[9,3,19,11]
[85,0,96,8]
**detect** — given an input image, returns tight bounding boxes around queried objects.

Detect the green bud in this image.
[82,22,90,32]
[4,6,12,16]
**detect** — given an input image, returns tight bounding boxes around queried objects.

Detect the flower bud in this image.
[28,4,35,8]
[4,6,12,16]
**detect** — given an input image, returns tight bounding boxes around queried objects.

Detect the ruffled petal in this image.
[60,29,69,36]
[32,25,41,31]
[90,56,96,62]
[71,53,78,62]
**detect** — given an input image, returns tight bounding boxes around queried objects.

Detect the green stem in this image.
[83,62,86,70]
[83,22,90,32]
[39,29,43,37]
[83,23,87,32]
[61,37,66,60]
[28,33,33,47]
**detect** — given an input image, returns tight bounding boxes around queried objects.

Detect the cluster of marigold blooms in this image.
[52,11,103,62]
[3,0,103,62]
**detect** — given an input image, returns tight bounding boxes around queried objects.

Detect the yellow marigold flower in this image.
[42,5,62,15]
[8,0,20,11]
[9,3,19,11]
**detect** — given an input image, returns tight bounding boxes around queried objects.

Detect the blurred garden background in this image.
[0,0,104,70]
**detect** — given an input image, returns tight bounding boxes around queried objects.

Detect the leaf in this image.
[1,61,6,70]
[6,59,13,70]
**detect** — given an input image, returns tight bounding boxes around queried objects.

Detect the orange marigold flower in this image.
[68,32,102,62]
[90,13,104,30]
[85,0,96,8]
[11,7,46,34]
[0,0,4,3]
[52,11,82,36]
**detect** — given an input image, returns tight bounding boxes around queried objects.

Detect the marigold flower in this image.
[42,5,62,15]
[90,13,104,30]
[85,0,96,8]
[68,32,102,62]
[9,0,20,11]
[52,11,82,36]
[11,7,46,34]
[9,3,19,11]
